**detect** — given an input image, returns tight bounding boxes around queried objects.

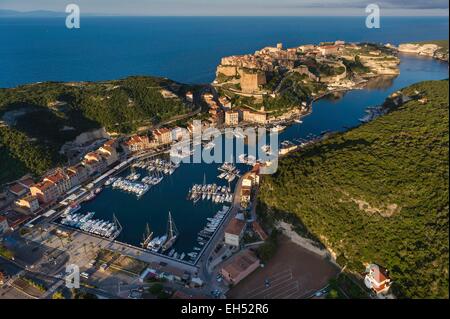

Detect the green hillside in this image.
[0,76,195,184]
[258,80,449,298]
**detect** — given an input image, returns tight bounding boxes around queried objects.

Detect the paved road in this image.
[197,172,249,294]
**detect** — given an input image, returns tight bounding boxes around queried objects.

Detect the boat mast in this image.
[142,222,154,248]
[167,211,178,239]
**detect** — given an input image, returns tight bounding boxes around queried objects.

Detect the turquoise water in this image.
[1,16,448,87]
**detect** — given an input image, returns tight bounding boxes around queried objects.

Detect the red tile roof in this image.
[225,218,246,236]
[19,178,35,188]
[45,171,66,184]
[33,181,55,191]
[9,183,26,195]
[222,250,259,278]
[103,139,116,147]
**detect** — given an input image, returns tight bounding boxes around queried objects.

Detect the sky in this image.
[1,0,449,16]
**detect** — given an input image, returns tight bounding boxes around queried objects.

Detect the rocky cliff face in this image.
[398,42,449,62]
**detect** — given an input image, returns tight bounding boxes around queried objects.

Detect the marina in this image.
[217,162,241,183]
[53,54,449,265]
[187,183,233,204]
[60,211,122,240]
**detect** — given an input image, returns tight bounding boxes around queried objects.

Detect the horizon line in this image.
[2,14,449,18]
[0,9,448,18]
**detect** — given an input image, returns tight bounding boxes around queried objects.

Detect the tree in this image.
[148,283,164,295]
[52,291,65,299]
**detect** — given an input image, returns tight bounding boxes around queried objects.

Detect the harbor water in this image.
[75,54,448,257]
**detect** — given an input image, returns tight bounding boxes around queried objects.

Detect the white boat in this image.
[84,191,96,202]
[63,203,81,215]
[270,124,286,132]
[104,177,117,186]
[151,235,167,252]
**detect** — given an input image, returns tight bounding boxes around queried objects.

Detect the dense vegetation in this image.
[0,244,14,259]
[258,80,449,298]
[263,73,325,111]
[0,76,193,134]
[0,76,194,184]
[0,126,54,184]
[342,56,370,75]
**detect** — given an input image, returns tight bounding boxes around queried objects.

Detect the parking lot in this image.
[226,235,340,299]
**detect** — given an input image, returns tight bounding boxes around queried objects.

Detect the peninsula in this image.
[0,40,448,301]
[213,41,400,118]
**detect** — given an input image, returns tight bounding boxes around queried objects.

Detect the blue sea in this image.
[1,16,448,88]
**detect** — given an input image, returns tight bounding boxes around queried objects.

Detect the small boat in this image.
[270,124,286,133]
[83,192,96,202]
[63,203,81,215]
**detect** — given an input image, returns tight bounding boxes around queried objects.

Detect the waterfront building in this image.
[220,249,260,285]
[0,215,9,234]
[123,134,153,153]
[242,174,255,188]
[98,143,119,166]
[225,110,239,126]
[83,156,107,176]
[66,164,89,186]
[30,181,59,204]
[8,183,27,197]
[172,126,185,141]
[224,217,247,247]
[15,194,40,214]
[44,169,71,195]
[364,264,392,295]
[153,128,173,145]
[242,109,267,124]
[241,186,252,206]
